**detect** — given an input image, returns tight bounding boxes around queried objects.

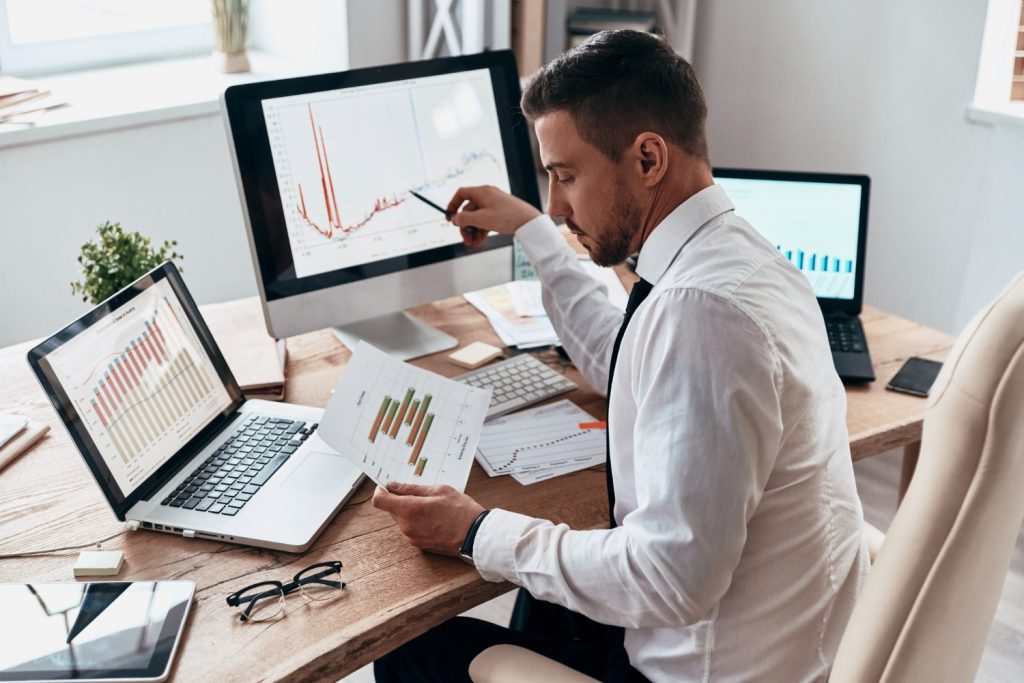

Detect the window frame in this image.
[0,0,214,76]
[974,0,1024,108]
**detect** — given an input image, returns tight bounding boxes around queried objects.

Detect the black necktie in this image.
[605,278,653,528]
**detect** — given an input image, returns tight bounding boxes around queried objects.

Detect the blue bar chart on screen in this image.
[714,174,863,301]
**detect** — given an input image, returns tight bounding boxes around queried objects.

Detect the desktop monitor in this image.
[712,168,870,315]
[222,51,539,359]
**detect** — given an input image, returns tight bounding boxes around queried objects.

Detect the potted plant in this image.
[71,221,184,305]
[212,0,251,73]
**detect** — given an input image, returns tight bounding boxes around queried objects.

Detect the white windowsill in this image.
[0,50,332,150]
[965,101,1024,129]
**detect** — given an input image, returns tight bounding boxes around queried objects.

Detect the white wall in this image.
[693,0,1017,335]
[0,114,257,348]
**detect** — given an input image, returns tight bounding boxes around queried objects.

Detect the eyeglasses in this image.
[225,560,346,622]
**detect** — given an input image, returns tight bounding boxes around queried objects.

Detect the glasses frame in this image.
[225,560,345,622]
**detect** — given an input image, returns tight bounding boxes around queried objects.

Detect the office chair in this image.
[469,272,1024,683]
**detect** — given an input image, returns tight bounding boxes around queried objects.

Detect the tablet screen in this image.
[0,581,194,682]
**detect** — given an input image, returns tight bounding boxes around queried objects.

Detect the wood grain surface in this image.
[0,292,953,681]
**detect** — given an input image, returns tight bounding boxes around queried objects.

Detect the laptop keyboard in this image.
[826,317,867,353]
[160,415,317,516]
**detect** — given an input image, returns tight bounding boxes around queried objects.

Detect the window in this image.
[0,0,212,75]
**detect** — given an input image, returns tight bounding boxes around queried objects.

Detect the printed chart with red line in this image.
[45,279,232,493]
[262,67,511,278]
[318,342,491,491]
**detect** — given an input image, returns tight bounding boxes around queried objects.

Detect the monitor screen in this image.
[262,67,512,279]
[713,171,869,303]
[223,51,538,333]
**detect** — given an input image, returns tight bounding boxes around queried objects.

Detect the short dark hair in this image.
[521,30,709,162]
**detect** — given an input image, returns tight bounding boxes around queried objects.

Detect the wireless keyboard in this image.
[456,354,578,419]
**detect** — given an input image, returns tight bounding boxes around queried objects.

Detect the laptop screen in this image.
[713,169,869,307]
[28,264,242,514]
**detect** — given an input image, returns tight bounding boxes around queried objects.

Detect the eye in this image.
[555,175,573,185]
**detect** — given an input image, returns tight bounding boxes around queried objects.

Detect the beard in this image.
[570,178,642,267]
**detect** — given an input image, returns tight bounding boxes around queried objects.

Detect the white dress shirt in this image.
[472,184,869,682]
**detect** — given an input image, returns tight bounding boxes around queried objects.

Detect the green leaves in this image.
[71,221,184,305]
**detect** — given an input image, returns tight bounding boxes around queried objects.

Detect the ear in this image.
[630,132,669,187]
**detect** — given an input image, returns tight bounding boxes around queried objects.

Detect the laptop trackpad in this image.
[282,451,354,493]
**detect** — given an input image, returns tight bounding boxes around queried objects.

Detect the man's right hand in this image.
[447,185,541,247]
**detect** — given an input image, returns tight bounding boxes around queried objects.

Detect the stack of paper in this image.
[476,400,606,485]
[464,284,560,349]
[469,259,629,349]
[205,300,288,400]
[0,75,65,125]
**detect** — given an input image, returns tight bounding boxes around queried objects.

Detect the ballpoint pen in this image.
[409,190,485,237]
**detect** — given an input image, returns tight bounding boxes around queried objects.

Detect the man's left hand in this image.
[372,482,485,557]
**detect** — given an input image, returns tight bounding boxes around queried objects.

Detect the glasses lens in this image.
[300,580,343,602]
[235,585,284,622]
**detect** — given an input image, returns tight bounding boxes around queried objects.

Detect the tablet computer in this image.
[0,581,194,682]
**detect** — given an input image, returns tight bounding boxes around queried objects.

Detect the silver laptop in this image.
[27,262,363,553]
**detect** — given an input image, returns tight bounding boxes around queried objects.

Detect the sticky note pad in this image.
[449,342,503,370]
[74,550,125,577]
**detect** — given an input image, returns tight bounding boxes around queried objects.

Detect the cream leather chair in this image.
[469,272,1024,683]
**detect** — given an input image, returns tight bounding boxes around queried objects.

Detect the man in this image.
[373,30,867,682]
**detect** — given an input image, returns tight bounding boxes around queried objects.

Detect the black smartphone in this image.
[886,357,943,397]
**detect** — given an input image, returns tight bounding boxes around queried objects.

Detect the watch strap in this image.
[459,509,491,559]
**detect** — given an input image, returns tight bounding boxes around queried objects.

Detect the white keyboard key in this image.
[455,354,578,419]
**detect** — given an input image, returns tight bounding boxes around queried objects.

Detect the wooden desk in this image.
[0,296,952,681]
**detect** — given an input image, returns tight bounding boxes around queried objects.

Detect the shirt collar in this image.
[635,184,734,285]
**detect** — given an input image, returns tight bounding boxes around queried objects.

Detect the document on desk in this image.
[463,285,560,349]
[476,400,606,485]
[319,342,492,492]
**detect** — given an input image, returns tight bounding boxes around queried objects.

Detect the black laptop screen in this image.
[27,263,243,517]
[714,169,870,313]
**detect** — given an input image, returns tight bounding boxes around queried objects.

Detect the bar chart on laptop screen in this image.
[46,279,232,493]
[716,178,862,300]
[261,68,511,279]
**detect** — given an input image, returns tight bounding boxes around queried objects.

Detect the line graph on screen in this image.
[263,69,511,278]
[296,104,496,240]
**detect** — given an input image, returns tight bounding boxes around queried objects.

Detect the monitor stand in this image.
[331,311,457,361]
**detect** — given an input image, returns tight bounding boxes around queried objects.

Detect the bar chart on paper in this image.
[46,279,231,493]
[318,342,491,490]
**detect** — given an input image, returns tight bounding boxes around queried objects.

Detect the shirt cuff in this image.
[471,507,540,583]
[514,214,573,268]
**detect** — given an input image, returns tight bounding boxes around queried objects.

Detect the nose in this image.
[546,176,571,221]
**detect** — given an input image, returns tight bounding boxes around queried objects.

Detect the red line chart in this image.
[296,104,495,240]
